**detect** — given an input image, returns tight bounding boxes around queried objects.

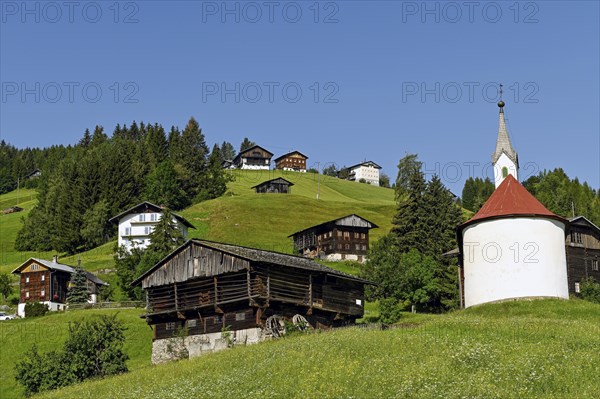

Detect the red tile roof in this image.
[465,175,559,225]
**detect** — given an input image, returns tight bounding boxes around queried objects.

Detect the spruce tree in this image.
[239,137,255,152]
[196,144,229,202]
[220,141,236,161]
[145,160,187,210]
[66,266,89,304]
[147,208,186,255]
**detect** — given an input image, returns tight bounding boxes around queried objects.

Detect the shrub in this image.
[580,277,600,304]
[379,297,405,324]
[15,314,128,396]
[24,302,49,317]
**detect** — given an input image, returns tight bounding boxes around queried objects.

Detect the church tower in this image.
[492,98,519,188]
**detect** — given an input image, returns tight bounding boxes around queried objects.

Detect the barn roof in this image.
[569,216,600,234]
[250,177,295,189]
[12,258,108,286]
[288,214,379,237]
[235,145,274,159]
[273,151,309,163]
[108,201,195,228]
[459,175,565,230]
[132,239,371,286]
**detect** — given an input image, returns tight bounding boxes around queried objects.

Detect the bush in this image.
[580,277,600,304]
[15,314,128,396]
[379,297,405,324]
[24,302,49,317]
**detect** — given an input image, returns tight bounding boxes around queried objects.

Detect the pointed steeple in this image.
[491,88,519,188]
[492,100,518,166]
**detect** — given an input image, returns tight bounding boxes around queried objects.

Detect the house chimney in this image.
[52,255,58,263]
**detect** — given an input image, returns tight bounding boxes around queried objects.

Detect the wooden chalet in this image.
[566,216,600,294]
[232,145,273,170]
[289,214,378,263]
[251,178,294,194]
[273,151,308,172]
[12,257,108,317]
[132,240,369,343]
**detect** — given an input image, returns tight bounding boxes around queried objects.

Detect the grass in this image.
[28,299,600,399]
[0,308,152,399]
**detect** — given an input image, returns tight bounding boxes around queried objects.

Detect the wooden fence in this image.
[66,301,145,311]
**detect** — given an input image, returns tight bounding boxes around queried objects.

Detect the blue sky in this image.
[1,1,599,194]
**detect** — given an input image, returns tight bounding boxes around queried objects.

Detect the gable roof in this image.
[12,258,108,286]
[569,216,600,234]
[108,201,195,228]
[131,239,371,286]
[250,177,295,189]
[273,151,309,163]
[459,175,565,230]
[235,145,274,160]
[345,161,382,171]
[288,214,379,237]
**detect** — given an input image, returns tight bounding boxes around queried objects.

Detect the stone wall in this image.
[151,327,264,364]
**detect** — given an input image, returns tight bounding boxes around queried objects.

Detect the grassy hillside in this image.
[0,171,396,275]
[0,309,152,399]
[27,299,600,399]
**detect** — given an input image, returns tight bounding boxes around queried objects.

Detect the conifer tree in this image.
[239,137,256,152]
[145,160,187,210]
[220,141,236,161]
[197,144,229,202]
[66,266,89,304]
[78,129,92,148]
[147,209,186,255]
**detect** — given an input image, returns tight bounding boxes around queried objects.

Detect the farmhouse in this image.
[232,145,273,170]
[273,151,308,172]
[340,161,381,186]
[456,100,569,308]
[566,216,600,294]
[289,214,378,263]
[109,201,195,253]
[132,239,369,363]
[12,257,108,317]
[251,177,294,194]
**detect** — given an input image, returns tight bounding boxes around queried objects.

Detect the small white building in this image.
[109,201,195,253]
[457,101,569,308]
[342,161,381,186]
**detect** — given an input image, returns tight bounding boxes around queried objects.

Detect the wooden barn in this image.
[232,145,273,170]
[566,216,600,294]
[289,214,378,263]
[251,178,294,194]
[132,239,369,363]
[273,151,308,172]
[12,257,108,317]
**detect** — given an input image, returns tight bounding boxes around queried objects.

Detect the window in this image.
[41,275,45,282]
[575,282,580,293]
[593,260,599,271]
[354,232,360,239]
[187,319,197,328]
[165,322,177,331]
[502,167,508,178]
[362,245,367,251]
[235,312,246,321]
[144,226,151,235]
[355,244,361,250]
[361,233,366,239]
[139,214,145,222]
[31,264,39,271]
[337,231,342,237]
[124,227,131,236]
[40,290,45,297]
[25,291,29,298]
[571,232,582,244]
[344,231,350,238]
[25,276,29,283]
[337,244,342,249]
[150,213,158,222]
[345,244,350,250]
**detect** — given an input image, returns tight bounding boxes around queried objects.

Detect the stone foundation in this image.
[151,327,264,364]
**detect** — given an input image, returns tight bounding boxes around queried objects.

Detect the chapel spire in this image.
[492,85,518,188]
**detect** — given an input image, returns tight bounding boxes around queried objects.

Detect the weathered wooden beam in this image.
[247,269,253,306]
[174,282,178,311]
[213,276,218,311]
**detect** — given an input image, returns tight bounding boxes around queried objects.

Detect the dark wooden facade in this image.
[233,145,273,169]
[273,151,308,172]
[566,216,600,294]
[12,258,107,305]
[289,214,378,261]
[132,240,369,340]
[251,178,294,194]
